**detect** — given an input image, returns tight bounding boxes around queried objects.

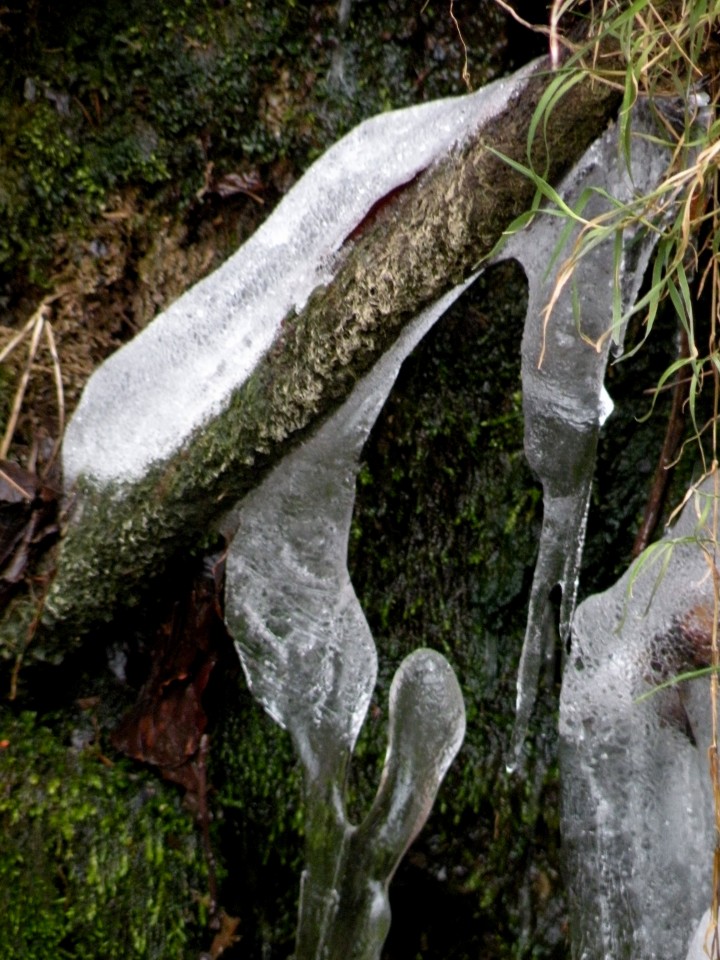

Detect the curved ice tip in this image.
[599,385,614,427]
[505,722,529,777]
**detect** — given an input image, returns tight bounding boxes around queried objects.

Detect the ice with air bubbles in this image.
[561,478,717,960]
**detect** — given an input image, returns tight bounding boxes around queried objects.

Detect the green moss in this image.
[210,686,304,957]
[0,710,205,960]
[0,1,514,290]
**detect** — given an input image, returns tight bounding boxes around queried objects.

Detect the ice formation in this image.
[292,648,465,960]
[561,478,718,959]
[62,60,537,489]
[224,279,467,959]
[504,106,671,768]
[685,910,716,960]
[58,40,699,955]
[223,270,474,753]
[221,98,669,949]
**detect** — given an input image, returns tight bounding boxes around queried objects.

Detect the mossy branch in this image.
[2,52,623,668]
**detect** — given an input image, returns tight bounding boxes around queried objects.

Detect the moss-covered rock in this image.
[0,0,516,296]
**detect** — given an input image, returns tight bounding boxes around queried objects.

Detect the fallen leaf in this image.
[209,910,241,958]
[0,459,59,608]
[111,549,232,807]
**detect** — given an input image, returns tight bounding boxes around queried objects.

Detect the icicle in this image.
[502,106,672,771]
[224,282,469,960]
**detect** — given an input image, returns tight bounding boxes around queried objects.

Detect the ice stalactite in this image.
[685,910,716,960]
[502,106,672,769]
[560,477,718,960]
[223,286,467,960]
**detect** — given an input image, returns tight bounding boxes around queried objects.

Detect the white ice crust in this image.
[62,62,537,488]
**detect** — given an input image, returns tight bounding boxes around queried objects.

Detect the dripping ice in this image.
[223,275,472,767]
[503,106,672,769]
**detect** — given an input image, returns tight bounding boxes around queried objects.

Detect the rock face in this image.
[561,479,718,960]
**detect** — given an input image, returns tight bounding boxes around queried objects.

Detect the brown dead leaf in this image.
[0,459,59,607]
[212,170,265,204]
[209,910,241,958]
[110,549,232,807]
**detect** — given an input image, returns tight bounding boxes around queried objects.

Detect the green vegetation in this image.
[0,709,206,959]
[0,0,511,293]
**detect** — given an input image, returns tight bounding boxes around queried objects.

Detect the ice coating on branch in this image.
[561,478,717,959]
[503,106,671,768]
[62,62,536,488]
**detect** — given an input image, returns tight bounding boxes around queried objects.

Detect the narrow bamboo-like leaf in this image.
[618,69,639,170]
[676,262,695,331]
[611,228,624,340]
[484,147,590,223]
[635,664,720,702]
[636,355,694,422]
[528,70,586,170]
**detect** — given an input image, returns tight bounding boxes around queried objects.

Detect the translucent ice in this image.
[294,649,465,960]
[224,276,476,761]
[686,910,717,960]
[224,282,468,959]
[561,478,718,959]
[62,62,537,489]
[503,106,672,767]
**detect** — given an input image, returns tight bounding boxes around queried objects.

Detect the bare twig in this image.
[1,304,47,460]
